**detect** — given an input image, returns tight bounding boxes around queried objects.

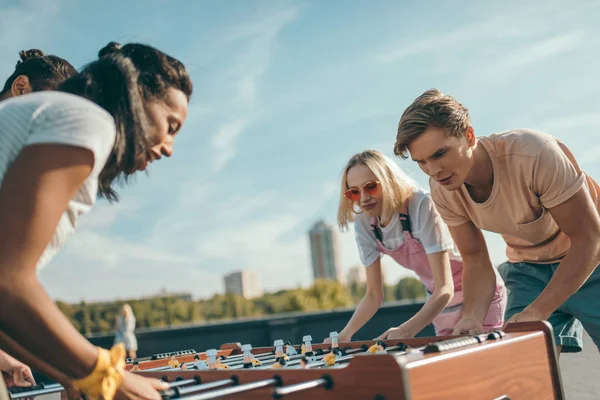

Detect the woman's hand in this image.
[324,331,351,344]
[377,324,415,340]
[0,351,35,388]
[115,371,170,400]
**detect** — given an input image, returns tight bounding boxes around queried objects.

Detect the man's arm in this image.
[520,188,600,319]
[448,221,497,330]
[509,138,600,322]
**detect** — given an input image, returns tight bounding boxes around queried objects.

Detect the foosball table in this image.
[7,321,564,399]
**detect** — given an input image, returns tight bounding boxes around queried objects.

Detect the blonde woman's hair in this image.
[122,303,134,320]
[394,88,471,159]
[337,150,417,231]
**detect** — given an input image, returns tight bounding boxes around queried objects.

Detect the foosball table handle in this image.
[272,374,333,399]
[423,331,506,353]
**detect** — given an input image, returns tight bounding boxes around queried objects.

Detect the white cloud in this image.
[210,119,250,173]
[538,113,600,133]
[467,31,586,85]
[207,6,301,172]
[63,231,194,268]
[38,228,210,303]
[217,7,302,48]
[370,4,548,65]
[370,1,594,95]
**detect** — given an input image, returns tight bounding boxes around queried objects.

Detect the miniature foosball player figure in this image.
[301,335,317,363]
[131,360,140,371]
[193,354,208,370]
[323,331,342,366]
[273,339,289,363]
[271,357,287,369]
[168,355,180,368]
[299,355,310,369]
[242,344,262,368]
[284,341,297,356]
[206,349,229,370]
[368,340,388,354]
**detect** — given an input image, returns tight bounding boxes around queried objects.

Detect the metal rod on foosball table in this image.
[181,376,282,400]
[161,378,237,399]
[218,350,274,362]
[230,352,305,370]
[221,354,277,369]
[166,378,201,388]
[174,351,275,371]
[271,374,333,399]
[279,346,363,369]
[307,354,354,368]
[304,344,406,369]
[146,366,175,372]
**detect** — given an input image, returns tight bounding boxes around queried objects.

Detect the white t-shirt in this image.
[354,188,462,267]
[0,91,116,270]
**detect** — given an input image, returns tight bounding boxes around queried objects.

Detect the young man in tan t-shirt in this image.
[394,89,600,354]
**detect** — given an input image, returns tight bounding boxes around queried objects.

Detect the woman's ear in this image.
[11,75,33,96]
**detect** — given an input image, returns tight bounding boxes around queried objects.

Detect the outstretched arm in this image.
[339,258,385,341]
[510,188,600,322]
[0,144,99,379]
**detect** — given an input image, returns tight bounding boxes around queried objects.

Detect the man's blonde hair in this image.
[394,89,471,159]
[337,150,417,231]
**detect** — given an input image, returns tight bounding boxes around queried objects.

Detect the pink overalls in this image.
[372,203,507,336]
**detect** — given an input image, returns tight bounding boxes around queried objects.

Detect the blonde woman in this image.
[114,304,138,359]
[334,150,506,341]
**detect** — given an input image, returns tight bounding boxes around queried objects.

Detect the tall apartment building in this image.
[308,220,341,282]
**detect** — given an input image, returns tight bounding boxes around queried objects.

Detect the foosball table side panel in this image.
[405,332,562,400]
[141,355,410,400]
[504,320,564,398]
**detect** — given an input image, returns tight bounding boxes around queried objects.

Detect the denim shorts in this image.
[498,261,600,353]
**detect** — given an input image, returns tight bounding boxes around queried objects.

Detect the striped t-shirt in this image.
[0,91,116,269]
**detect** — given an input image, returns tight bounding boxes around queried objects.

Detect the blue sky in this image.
[2,0,598,303]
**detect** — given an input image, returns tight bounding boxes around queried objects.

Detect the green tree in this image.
[383,284,395,302]
[80,301,91,335]
[306,279,354,309]
[282,290,319,312]
[348,281,366,304]
[164,297,174,326]
[394,277,426,300]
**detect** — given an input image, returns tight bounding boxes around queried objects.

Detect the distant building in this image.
[347,265,366,285]
[308,220,341,282]
[224,270,263,299]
